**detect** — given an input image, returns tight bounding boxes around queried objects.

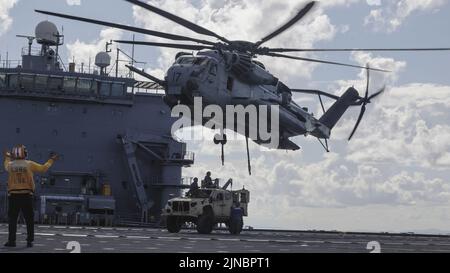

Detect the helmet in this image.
[12,145,28,160]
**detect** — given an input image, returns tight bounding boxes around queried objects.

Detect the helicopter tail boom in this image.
[319,87,360,130]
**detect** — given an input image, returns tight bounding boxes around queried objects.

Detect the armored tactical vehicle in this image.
[162,180,250,234]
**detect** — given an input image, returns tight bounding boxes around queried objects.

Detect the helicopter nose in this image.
[166,67,189,95]
[185,79,199,93]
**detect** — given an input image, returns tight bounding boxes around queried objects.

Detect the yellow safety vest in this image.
[4,157,54,195]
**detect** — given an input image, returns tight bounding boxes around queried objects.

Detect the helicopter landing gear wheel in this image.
[166,216,183,233]
[196,209,214,234]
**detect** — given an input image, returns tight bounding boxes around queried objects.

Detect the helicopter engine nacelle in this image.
[224,52,278,86]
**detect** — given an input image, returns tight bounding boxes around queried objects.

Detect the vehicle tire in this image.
[167,216,183,233]
[228,213,243,235]
[197,211,214,234]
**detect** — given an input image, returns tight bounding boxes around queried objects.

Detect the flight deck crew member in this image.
[3,145,58,248]
[202,171,213,188]
[187,177,199,197]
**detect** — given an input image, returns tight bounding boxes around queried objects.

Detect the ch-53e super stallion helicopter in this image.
[37,0,450,174]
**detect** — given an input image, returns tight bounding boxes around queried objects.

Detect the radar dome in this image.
[35,21,59,45]
[95,52,111,68]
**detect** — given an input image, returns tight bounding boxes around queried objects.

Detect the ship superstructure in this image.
[0,21,194,226]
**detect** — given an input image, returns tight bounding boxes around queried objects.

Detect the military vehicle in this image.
[162,179,250,234]
[0,20,194,226]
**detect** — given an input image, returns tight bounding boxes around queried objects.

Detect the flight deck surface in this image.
[1,224,449,253]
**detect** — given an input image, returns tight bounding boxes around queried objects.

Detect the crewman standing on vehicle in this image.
[3,145,58,248]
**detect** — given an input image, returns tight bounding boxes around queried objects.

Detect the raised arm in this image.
[29,154,59,173]
[3,150,11,172]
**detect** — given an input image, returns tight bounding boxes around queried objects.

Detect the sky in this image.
[1,0,450,233]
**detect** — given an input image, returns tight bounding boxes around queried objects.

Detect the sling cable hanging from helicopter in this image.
[317,94,329,153]
[214,132,227,167]
[214,132,252,176]
[246,137,252,176]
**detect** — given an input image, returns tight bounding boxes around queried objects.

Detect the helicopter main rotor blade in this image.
[126,65,166,87]
[365,64,370,100]
[267,47,450,53]
[35,10,216,45]
[290,89,340,100]
[255,1,316,48]
[114,40,214,51]
[264,52,390,72]
[368,86,386,101]
[125,0,230,44]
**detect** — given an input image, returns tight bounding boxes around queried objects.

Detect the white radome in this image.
[95,52,111,68]
[35,21,59,45]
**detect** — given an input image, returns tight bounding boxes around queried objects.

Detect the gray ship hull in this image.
[0,88,192,225]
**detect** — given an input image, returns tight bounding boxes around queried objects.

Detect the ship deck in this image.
[1,224,449,253]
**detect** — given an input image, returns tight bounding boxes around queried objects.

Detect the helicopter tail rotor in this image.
[348,64,386,141]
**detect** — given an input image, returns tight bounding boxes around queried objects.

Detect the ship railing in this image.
[181,176,195,186]
[131,87,165,95]
[181,176,228,188]
[21,46,42,57]
[0,71,134,100]
[0,60,21,69]
[183,151,195,162]
[38,187,82,196]
[69,63,134,79]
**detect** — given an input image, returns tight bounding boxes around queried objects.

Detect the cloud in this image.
[346,83,450,170]
[327,52,450,170]
[66,28,123,74]
[177,48,450,230]
[0,0,18,36]
[127,0,450,231]
[57,0,450,231]
[366,0,381,6]
[364,0,448,32]
[66,0,81,6]
[330,51,407,96]
[188,137,450,202]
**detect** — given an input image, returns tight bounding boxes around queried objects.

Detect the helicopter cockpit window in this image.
[194,58,209,66]
[177,57,196,64]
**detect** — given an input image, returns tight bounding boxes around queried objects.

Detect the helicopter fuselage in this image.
[164,50,331,150]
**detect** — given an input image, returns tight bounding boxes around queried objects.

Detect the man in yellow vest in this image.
[3,145,58,248]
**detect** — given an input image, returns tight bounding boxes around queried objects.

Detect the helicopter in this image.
[36,0,450,175]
